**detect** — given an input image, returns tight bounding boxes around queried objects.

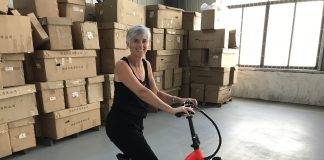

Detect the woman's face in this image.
[128,34,149,58]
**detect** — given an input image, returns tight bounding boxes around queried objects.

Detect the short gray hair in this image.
[126,25,151,44]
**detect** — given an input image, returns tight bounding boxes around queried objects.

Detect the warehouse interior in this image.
[1,0,324,160]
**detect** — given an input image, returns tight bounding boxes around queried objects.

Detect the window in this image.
[223,0,268,6]
[230,0,324,69]
[264,3,294,66]
[227,8,243,32]
[239,6,266,65]
[290,1,323,67]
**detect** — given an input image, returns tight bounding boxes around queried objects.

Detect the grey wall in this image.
[232,69,324,106]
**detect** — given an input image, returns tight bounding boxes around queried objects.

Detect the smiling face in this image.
[127,34,149,58]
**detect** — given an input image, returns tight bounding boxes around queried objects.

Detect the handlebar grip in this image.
[184,101,194,107]
[175,111,195,118]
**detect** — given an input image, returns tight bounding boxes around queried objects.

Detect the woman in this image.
[105,25,198,160]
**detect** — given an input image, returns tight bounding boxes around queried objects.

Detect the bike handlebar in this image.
[175,101,195,118]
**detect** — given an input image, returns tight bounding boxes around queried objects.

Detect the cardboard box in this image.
[180,49,208,67]
[1,53,25,87]
[95,0,145,26]
[153,71,163,90]
[27,13,49,49]
[163,87,180,96]
[98,22,128,49]
[0,85,38,124]
[204,85,232,103]
[64,79,87,108]
[35,81,65,113]
[190,83,204,102]
[101,49,129,74]
[39,17,73,50]
[100,99,112,122]
[0,123,11,158]
[182,11,201,31]
[0,59,3,90]
[189,29,229,49]
[32,50,97,82]
[201,9,227,30]
[151,28,164,50]
[58,0,85,22]
[189,49,208,67]
[173,68,182,87]
[163,69,173,90]
[103,74,114,100]
[229,66,238,85]
[72,21,100,49]
[146,50,180,72]
[164,29,184,50]
[146,4,183,29]
[208,48,239,68]
[229,30,239,49]
[86,75,104,104]
[40,102,101,139]
[0,15,33,54]
[0,0,8,14]
[8,117,36,152]
[12,0,59,17]
[191,67,230,86]
[179,83,190,98]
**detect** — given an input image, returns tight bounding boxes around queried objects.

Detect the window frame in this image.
[228,0,324,70]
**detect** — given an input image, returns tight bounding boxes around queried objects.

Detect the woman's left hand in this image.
[181,98,198,107]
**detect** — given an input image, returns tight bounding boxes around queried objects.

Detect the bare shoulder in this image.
[114,60,129,74]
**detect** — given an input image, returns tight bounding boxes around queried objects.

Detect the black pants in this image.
[106,109,158,160]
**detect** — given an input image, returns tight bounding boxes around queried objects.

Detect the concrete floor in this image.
[3,98,324,160]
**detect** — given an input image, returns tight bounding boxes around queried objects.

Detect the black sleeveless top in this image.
[111,57,150,118]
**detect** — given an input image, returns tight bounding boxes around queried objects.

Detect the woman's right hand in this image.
[172,105,195,117]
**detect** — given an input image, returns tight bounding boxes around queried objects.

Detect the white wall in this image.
[232,69,324,106]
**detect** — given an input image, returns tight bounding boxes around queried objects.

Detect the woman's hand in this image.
[181,98,198,107]
[172,105,195,117]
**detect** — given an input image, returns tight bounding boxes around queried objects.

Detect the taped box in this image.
[32,50,97,82]
[8,117,36,152]
[35,81,65,113]
[0,15,33,54]
[86,75,104,104]
[40,102,101,140]
[0,85,38,124]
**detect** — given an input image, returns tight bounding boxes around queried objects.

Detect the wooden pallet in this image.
[199,97,233,107]
[36,126,101,146]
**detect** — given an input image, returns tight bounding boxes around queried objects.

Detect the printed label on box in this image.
[72,92,79,98]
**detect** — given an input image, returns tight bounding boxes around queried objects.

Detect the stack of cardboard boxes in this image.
[10,0,103,143]
[146,4,184,102]
[95,0,146,119]
[183,9,239,105]
[179,11,201,98]
[0,3,38,158]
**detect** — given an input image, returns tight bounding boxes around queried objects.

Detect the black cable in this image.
[193,105,222,160]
